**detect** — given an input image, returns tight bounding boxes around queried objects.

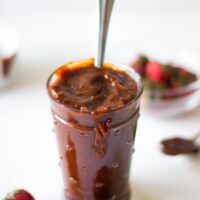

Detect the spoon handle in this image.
[95,0,115,68]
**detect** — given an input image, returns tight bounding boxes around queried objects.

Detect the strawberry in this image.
[171,67,198,87]
[4,189,35,200]
[133,55,198,94]
[131,55,149,77]
[146,61,164,83]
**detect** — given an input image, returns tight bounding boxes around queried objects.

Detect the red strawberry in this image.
[4,189,35,200]
[146,61,164,83]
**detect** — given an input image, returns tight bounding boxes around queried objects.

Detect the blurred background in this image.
[0,0,200,200]
[1,0,200,14]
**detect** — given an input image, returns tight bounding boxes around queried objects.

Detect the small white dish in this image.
[0,25,20,89]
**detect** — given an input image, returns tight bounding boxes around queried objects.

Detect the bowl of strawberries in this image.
[131,55,200,116]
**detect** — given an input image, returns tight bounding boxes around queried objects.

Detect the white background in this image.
[1,0,200,15]
[0,0,200,200]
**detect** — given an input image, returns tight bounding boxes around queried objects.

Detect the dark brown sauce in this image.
[65,135,83,199]
[2,55,16,77]
[94,119,112,160]
[49,62,138,114]
[161,137,199,156]
[93,166,114,200]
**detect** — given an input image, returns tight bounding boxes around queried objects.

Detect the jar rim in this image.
[47,58,143,115]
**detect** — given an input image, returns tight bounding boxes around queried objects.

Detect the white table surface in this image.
[0,14,200,200]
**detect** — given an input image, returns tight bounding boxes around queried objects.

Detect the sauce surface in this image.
[49,61,138,113]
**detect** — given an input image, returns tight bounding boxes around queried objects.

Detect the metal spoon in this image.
[95,0,115,68]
